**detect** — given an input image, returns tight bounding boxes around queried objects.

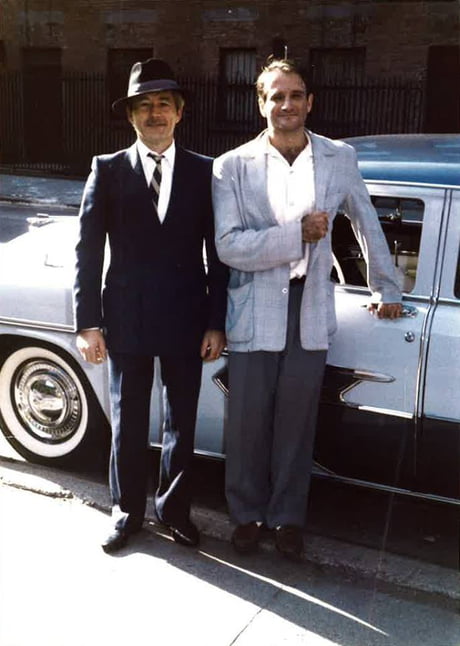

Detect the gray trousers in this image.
[226,283,327,528]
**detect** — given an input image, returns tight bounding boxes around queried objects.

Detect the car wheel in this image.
[0,345,108,466]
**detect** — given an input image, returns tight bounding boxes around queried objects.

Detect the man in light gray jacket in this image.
[212,58,402,561]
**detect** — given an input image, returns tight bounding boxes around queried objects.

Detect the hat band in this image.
[128,79,181,96]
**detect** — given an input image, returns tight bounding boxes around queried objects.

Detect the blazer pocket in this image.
[226,281,254,343]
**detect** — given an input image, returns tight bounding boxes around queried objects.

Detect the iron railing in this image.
[0,71,425,176]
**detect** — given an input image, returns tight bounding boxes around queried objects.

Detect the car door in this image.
[314,183,448,493]
[417,187,460,500]
[148,356,228,457]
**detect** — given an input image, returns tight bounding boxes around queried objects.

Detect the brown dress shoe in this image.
[275,525,304,561]
[231,522,262,554]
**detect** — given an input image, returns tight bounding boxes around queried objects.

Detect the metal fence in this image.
[0,71,425,176]
[309,77,425,139]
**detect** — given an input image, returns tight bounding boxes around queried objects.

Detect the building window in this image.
[0,41,6,71]
[219,48,257,123]
[309,47,365,84]
[271,38,287,60]
[22,48,63,162]
[425,46,460,133]
[107,48,153,114]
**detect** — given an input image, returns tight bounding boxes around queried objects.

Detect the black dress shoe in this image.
[170,519,200,547]
[154,504,200,547]
[101,525,142,554]
[275,525,304,561]
[101,527,129,553]
[231,522,262,554]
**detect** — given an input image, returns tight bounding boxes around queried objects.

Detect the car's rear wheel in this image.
[0,345,108,466]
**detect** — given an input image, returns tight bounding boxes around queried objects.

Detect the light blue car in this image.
[1,135,459,506]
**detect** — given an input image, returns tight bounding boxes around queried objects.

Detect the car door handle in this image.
[361,304,418,317]
[401,304,418,318]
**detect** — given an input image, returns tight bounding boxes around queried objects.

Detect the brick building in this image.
[0,1,459,168]
[1,0,459,77]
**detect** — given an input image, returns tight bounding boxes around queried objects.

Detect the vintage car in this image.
[0,134,459,506]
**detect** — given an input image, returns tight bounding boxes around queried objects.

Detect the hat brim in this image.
[111,79,186,114]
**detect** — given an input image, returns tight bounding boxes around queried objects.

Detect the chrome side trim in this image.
[312,465,460,507]
[322,366,415,417]
[343,369,394,383]
[0,317,74,333]
[149,442,225,460]
[354,405,413,419]
[146,446,460,506]
[328,366,398,410]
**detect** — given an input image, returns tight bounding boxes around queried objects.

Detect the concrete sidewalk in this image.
[0,172,85,207]
[5,480,460,646]
[1,456,459,607]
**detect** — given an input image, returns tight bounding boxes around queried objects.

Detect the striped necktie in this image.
[148,152,163,212]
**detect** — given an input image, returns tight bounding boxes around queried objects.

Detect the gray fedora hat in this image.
[112,58,184,113]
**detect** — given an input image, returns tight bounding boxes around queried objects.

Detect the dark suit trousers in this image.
[108,352,202,531]
[225,283,327,529]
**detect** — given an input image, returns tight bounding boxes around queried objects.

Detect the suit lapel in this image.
[308,131,338,270]
[309,131,336,210]
[122,144,162,228]
[241,132,277,225]
[163,145,186,224]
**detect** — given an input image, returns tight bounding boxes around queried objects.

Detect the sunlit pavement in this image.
[1,475,460,646]
[1,454,459,608]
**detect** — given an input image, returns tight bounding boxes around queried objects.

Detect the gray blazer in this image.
[212,130,401,352]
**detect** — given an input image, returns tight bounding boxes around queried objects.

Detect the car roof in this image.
[344,134,460,188]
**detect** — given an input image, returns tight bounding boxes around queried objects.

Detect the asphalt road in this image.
[0,201,77,242]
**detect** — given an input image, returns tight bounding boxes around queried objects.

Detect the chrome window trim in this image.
[437,189,460,299]
[363,179,460,191]
[415,189,451,419]
[435,296,460,305]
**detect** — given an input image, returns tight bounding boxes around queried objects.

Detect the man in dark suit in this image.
[73,58,228,553]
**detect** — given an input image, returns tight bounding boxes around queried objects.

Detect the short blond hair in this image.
[256,58,309,101]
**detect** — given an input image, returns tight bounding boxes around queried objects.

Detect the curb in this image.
[1,456,459,604]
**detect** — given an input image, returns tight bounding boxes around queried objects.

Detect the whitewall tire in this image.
[0,345,106,465]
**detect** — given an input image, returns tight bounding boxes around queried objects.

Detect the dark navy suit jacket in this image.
[74,143,228,356]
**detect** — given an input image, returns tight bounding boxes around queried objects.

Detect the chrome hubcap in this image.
[13,360,82,442]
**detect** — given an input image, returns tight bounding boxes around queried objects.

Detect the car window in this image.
[332,196,424,294]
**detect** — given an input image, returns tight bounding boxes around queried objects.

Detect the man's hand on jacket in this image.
[76,329,107,364]
[201,330,226,361]
[301,211,329,243]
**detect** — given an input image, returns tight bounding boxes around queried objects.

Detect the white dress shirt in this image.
[137,139,175,223]
[266,135,315,279]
